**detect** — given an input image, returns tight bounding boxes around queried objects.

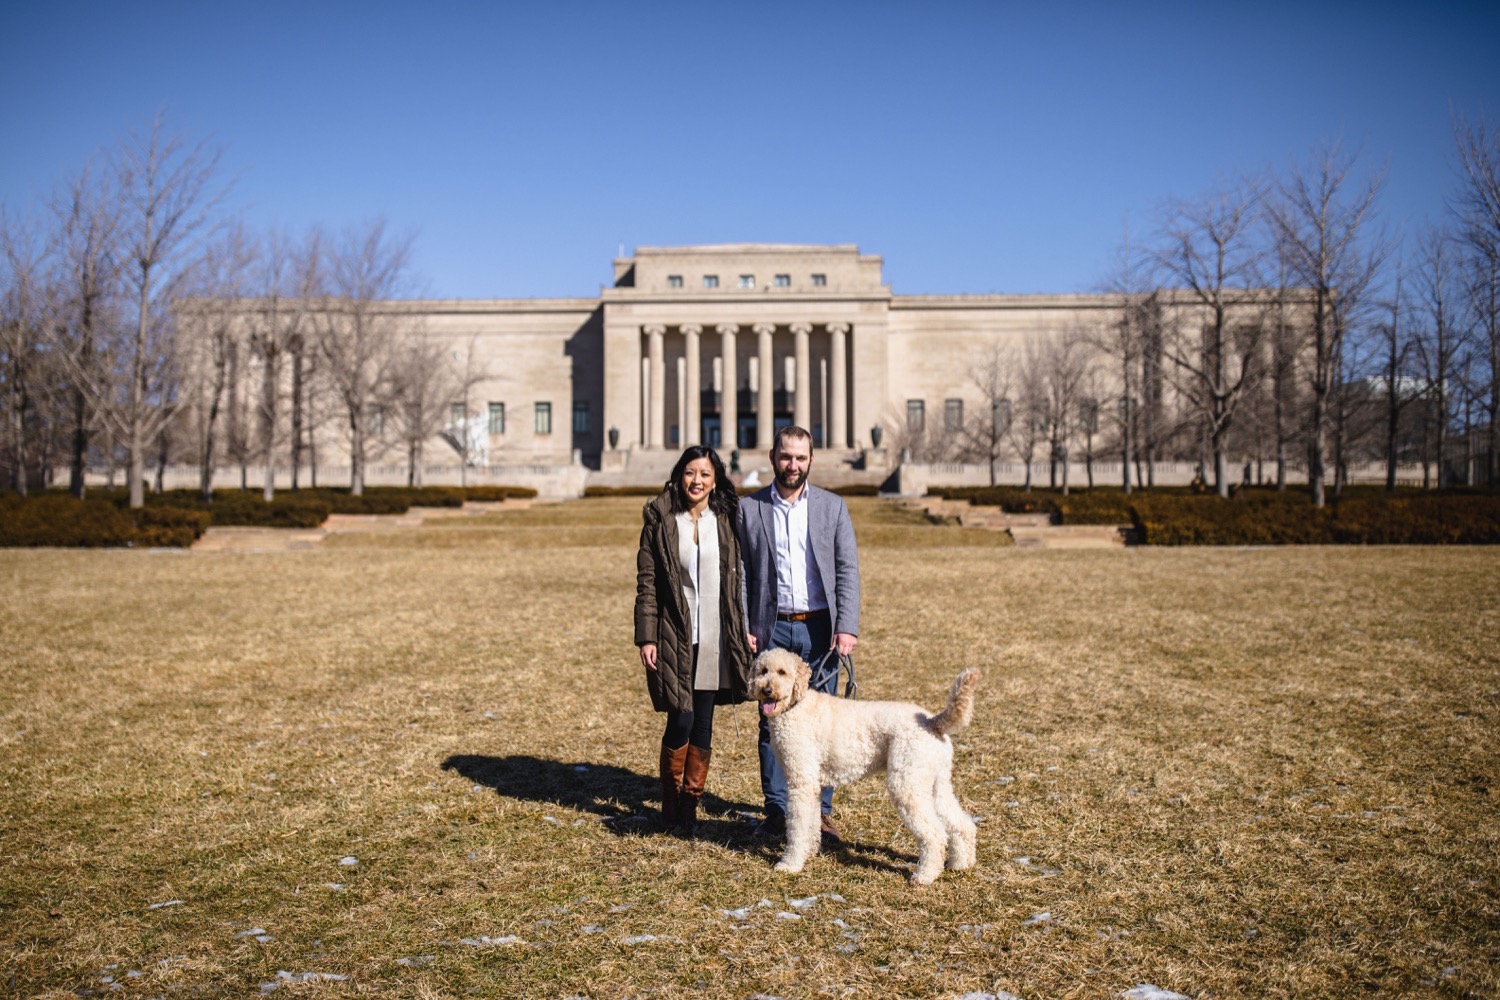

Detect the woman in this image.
[634,445,753,835]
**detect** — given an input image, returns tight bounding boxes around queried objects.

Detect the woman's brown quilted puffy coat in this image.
[633,491,754,714]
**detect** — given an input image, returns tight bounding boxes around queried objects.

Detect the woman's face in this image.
[680,457,715,506]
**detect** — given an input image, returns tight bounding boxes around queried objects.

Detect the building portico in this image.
[601,244,889,462]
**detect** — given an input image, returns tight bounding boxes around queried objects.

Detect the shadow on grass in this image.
[441,753,754,843]
[440,753,920,874]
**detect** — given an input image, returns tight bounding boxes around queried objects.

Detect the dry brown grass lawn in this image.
[1,497,1496,999]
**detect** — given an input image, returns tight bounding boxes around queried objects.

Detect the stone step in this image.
[903,497,1130,548]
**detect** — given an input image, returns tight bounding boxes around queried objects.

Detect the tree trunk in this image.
[290,351,304,491]
[1309,390,1327,508]
[350,410,365,496]
[261,354,279,503]
[8,373,26,496]
[155,426,169,494]
[69,385,89,499]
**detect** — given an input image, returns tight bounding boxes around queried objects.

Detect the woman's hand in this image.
[746,632,757,654]
[639,643,658,671]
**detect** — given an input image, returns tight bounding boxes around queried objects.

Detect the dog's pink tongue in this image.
[760,701,777,717]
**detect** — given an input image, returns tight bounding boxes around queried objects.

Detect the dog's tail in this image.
[927,668,981,736]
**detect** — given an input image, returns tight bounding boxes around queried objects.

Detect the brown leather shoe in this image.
[677,745,711,836]
[658,743,688,830]
[819,813,843,847]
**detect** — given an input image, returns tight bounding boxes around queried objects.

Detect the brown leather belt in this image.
[777,609,829,622]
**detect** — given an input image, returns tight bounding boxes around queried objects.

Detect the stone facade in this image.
[183,243,1294,490]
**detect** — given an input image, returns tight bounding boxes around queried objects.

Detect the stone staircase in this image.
[190,500,533,552]
[906,497,1131,549]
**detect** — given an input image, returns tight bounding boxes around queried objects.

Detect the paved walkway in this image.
[904,497,1131,549]
[190,499,533,553]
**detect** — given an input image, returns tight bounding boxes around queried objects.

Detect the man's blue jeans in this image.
[759,615,836,819]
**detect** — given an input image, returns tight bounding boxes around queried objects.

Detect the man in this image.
[737,425,860,842]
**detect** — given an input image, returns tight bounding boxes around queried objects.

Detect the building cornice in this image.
[601,289,891,306]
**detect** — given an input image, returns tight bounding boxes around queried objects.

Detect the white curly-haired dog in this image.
[751,648,981,885]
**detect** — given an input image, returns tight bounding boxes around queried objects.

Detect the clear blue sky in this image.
[3,1,1497,299]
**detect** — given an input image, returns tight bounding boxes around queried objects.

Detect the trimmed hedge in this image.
[462,485,538,501]
[928,484,1500,545]
[0,484,542,546]
[148,490,332,528]
[0,494,210,548]
[1130,493,1334,545]
[584,485,664,497]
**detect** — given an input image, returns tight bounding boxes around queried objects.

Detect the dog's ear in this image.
[793,658,811,703]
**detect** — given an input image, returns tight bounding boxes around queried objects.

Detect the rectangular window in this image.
[450,403,466,427]
[488,402,505,435]
[667,274,683,288]
[774,273,790,287]
[1080,398,1099,433]
[366,405,383,435]
[702,274,719,289]
[994,398,1011,434]
[811,273,827,287]
[572,400,590,434]
[738,274,755,288]
[534,401,552,435]
[906,399,925,434]
[945,399,964,432]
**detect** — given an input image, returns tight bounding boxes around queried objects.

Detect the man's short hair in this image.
[772,425,813,455]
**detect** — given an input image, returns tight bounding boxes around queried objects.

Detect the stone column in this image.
[681,323,701,446]
[717,323,739,449]
[791,322,812,432]
[645,324,666,450]
[754,322,776,450]
[828,322,849,449]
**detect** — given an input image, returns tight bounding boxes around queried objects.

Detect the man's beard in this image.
[775,466,807,492]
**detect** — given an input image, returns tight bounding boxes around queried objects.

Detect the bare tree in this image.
[179,225,253,500]
[1373,263,1423,490]
[959,342,1012,485]
[1452,113,1500,484]
[1151,183,1269,497]
[0,210,54,494]
[391,334,451,487]
[317,220,416,496]
[110,116,228,507]
[1265,263,1305,490]
[247,228,322,501]
[50,163,125,498]
[1265,141,1389,507]
[390,331,488,487]
[1330,318,1386,497]
[1411,229,1468,487]
[1041,327,1091,494]
[1006,338,1049,491]
[1096,231,1148,492]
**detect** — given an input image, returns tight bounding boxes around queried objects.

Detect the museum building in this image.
[434,243,1128,476]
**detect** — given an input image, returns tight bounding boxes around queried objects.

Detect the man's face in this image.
[772,436,812,493]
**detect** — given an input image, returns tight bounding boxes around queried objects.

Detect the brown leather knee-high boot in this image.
[659,742,688,829]
[678,745,712,836]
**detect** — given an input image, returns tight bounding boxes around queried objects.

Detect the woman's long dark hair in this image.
[665,445,738,516]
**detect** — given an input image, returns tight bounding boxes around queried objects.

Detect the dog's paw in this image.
[773,858,804,874]
[910,865,943,886]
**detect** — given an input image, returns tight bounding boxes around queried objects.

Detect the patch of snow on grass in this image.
[1123,986,1191,1000]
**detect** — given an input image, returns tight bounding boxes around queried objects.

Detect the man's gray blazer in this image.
[736,483,860,653]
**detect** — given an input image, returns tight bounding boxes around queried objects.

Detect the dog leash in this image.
[810,649,859,701]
